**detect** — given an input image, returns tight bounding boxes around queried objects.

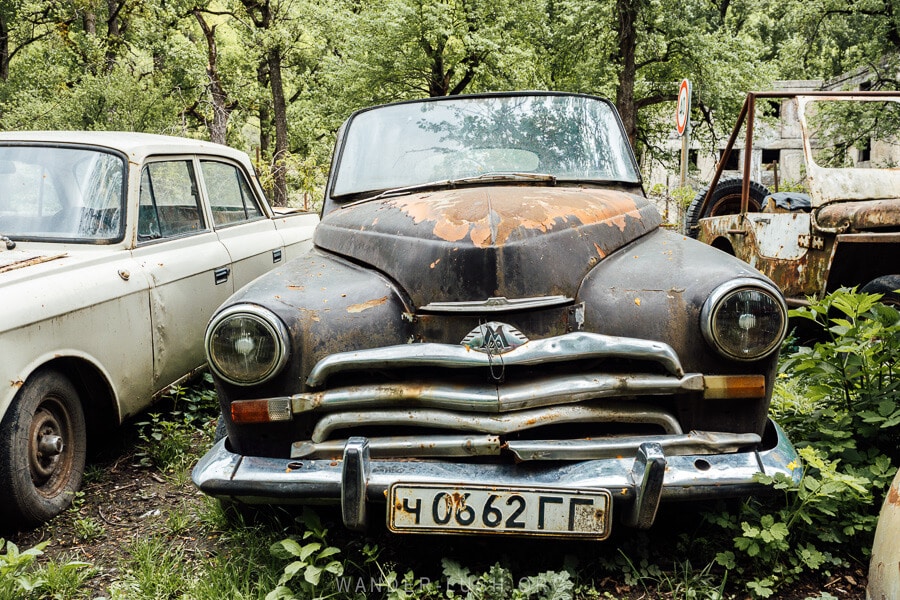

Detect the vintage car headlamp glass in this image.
[701,279,787,361]
[206,305,290,386]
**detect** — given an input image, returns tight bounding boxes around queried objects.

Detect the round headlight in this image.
[701,278,787,361]
[206,305,290,386]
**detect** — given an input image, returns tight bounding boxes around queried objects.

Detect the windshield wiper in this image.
[345,172,557,207]
[1,235,15,250]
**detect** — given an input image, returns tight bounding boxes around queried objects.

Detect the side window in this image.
[201,160,264,227]
[139,160,205,241]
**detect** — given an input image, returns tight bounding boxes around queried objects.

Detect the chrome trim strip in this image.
[506,431,761,461]
[290,373,704,414]
[420,295,573,313]
[292,435,502,459]
[306,331,684,386]
[310,403,683,443]
[291,431,759,461]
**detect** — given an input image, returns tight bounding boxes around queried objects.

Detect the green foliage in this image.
[134,374,219,472]
[0,538,91,599]
[442,559,574,600]
[0,539,47,597]
[266,509,345,600]
[704,288,900,597]
[782,288,900,460]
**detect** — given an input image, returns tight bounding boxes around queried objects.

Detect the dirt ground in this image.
[6,422,870,600]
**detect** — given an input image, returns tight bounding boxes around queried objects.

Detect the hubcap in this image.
[28,398,74,496]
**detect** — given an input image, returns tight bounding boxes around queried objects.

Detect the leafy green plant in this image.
[704,288,900,597]
[266,509,345,600]
[441,559,575,600]
[783,288,900,461]
[134,374,220,472]
[0,539,47,597]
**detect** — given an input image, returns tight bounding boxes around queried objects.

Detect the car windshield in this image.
[0,145,125,242]
[332,94,640,198]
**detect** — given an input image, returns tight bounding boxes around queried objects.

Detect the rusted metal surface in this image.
[816,199,900,231]
[696,91,900,303]
[868,469,900,600]
[0,252,68,274]
[314,186,661,309]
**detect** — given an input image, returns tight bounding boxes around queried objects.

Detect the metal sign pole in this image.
[676,79,692,188]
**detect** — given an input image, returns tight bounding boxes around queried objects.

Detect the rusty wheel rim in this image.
[28,395,74,498]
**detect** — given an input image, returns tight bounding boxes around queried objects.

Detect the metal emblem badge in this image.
[461,322,529,354]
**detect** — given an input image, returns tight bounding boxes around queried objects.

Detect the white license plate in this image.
[388,483,611,539]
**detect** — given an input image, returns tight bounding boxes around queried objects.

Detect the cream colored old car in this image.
[0,131,318,529]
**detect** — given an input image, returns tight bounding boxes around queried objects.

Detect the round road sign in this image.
[676,79,691,136]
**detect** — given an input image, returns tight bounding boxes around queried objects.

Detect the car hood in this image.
[314,186,660,307]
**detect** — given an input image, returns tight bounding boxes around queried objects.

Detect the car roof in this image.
[0,130,248,163]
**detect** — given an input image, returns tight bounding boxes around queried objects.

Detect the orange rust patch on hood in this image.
[347,296,388,313]
[387,187,645,248]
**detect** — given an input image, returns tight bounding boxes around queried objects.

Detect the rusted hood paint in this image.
[314,186,660,307]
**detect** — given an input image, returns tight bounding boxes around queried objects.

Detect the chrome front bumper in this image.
[192,419,801,533]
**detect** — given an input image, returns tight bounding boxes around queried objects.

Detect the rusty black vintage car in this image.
[192,91,801,539]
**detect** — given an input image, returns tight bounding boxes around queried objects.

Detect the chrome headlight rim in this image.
[205,304,290,386]
[700,277,788,361]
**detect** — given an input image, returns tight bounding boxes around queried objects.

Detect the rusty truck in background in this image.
[685,91,900,306]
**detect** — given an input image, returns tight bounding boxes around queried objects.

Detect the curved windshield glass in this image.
[333,94,640,197]
[0,145,125,242]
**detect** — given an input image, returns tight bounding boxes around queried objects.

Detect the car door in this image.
[199,159,285,291]
[131,157,233,391]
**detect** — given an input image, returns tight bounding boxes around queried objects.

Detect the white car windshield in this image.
[0,145,125,242]
[332,94,640,197]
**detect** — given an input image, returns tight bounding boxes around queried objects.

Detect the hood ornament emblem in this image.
[461,322,528,354]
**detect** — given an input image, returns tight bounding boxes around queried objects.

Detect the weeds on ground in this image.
[134,373,219,473]
[705,288,900,596]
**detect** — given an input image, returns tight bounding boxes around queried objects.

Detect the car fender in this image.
[868,468,900,600]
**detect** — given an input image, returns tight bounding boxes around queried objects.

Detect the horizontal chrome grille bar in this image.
[420,295,573,313]
[292,435,502,459]
[306,331,684,387]
[506,431,761,461]
[290,373,704,414]
[310,403,682,443]
[289,431,760,461]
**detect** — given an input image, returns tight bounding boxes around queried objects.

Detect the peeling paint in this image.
[347,296,389,313]
[387,187,645,248]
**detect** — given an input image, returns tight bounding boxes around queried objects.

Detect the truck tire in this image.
[684,178,769,238]
[860,275,900,306]
[0,369,86,529]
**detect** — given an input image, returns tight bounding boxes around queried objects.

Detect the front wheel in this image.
[0,369,86,529]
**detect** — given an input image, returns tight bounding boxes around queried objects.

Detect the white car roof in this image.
[0,131,249,164]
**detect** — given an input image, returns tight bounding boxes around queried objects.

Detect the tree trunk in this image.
[257,61,271,157]
[83,10,96,35]
[105,0,123,71]
[267,48,289,206]
[194,10,232,144]
[0,13,9,82]
[614,0,640,146]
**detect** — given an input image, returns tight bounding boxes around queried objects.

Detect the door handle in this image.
[273,249,283,263]
[214,266,230,285]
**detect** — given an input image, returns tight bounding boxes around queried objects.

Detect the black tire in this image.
[860,275,900,306]
[0,369,86,529]
[684,178,769,238]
